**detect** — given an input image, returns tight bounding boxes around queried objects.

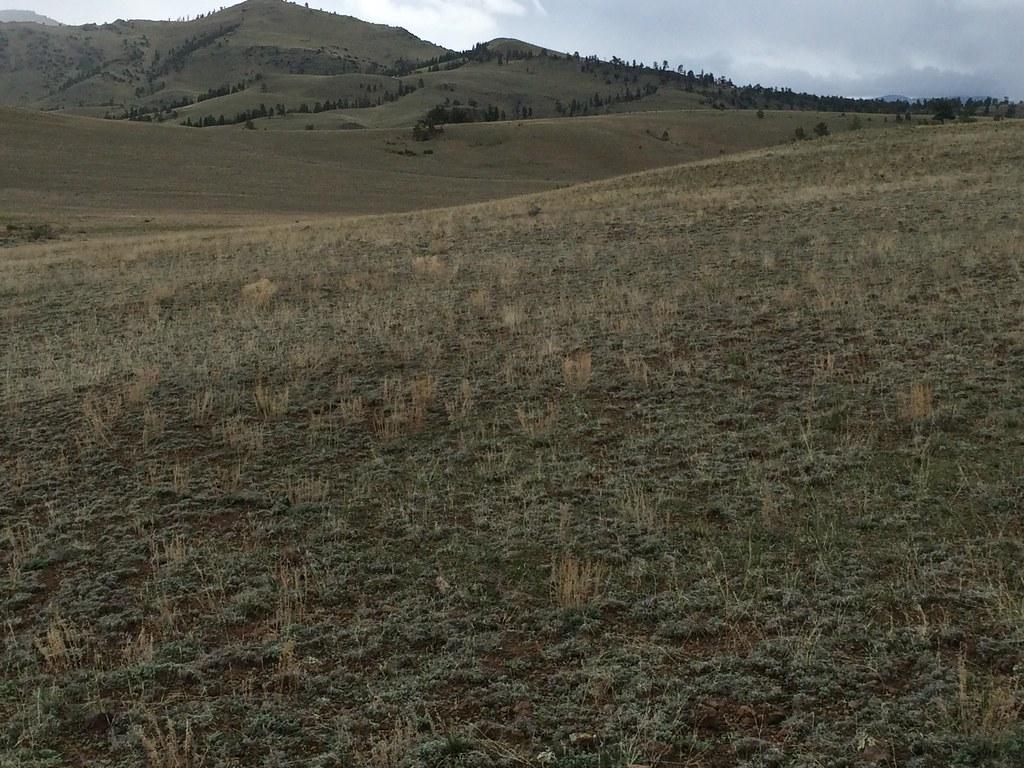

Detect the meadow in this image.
[2,118,1023,767]
[0,106,877,233]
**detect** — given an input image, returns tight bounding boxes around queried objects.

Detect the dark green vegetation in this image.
[2,120,1023,766]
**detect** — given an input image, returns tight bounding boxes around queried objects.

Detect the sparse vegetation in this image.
[1,98,1023,768]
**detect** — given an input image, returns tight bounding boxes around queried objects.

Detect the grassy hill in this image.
[0,105,882,233]
[1,0,918,130]
[2,119,1023,767]
[0,0,445,109]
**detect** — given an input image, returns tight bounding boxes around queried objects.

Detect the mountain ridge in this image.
[0,9,60,25]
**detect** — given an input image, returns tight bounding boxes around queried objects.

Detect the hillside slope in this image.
[0,106,877,230]
[0,0,446,109]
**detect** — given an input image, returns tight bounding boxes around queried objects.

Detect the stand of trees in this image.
[179,80,423,128]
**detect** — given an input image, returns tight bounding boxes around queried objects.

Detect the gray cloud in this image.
[17,0,1024,98]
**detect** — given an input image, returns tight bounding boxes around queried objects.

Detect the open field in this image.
[2,120,1024,767]
[0,106,879,235]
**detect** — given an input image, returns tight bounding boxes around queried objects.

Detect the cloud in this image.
[494,0,1024,99]
[331,0,545,48]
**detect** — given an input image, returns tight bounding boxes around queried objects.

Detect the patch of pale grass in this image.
[253,383,290,421]
[34,617,83,672]
[189,389,214,425]
[621,482,659,531]
[445,379,474,422]
[122,628,155,665]
[369,719,418,768]
[552,556,606,609]
[468,288,490,314]
[336,396,365,424]
[623,352,650,387]
[125,366,161,406]
[138,715,203,768]
[903,382,934,422]
[142,407,165,451]
[501,304,526,333]
[240,277,278,307]
[515,402,558,438]
[948,650,1022,740]
[171,463,189,495]
[562,350,593,389]
[220,417,265,454]
[411,254,452,279]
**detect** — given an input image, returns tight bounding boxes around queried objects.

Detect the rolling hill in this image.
[0,105,880,233]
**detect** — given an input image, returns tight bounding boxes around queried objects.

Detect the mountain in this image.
[0,9,60,25]
[0,0,913,128]
[0,0,446,108]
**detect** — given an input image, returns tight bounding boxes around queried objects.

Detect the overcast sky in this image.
[15,0,1024,99]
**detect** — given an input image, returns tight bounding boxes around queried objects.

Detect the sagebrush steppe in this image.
[2,120,1023,767]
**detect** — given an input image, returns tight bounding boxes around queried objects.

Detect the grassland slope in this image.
[2,120,1023,766]
[0,105,879,233]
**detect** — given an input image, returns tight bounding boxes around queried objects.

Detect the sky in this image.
[13,0,1024,99]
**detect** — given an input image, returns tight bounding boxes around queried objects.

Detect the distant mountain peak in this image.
[0,9,61,25]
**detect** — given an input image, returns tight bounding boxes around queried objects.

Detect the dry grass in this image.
[552,556,607,609]
[253,383,290,421]
[240,278,278,307]
[33,617,82,672]
[189,389,215,425]
[220,417,265,454]
[951,650,1022,740]
[903,381,935,422]
[368,720,418,768]
[3,120,1024,767]
[122,628,156,665]
[515,402,558,438]
[138,716,204,768]
[621,482,659,531]
[562,350,593,390]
